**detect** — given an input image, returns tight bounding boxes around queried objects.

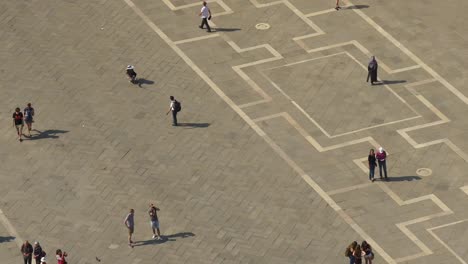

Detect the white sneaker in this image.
[152,235,156,239]
[157,236,162,240]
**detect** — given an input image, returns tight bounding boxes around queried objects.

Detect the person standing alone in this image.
[367,56,378,85]
[376,147,388,180]
[148,203,162,240]
[199,1,212,32]
[166,96,181,126]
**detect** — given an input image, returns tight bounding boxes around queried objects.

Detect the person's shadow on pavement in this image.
[132,232,195,247]
[28,129,68,140]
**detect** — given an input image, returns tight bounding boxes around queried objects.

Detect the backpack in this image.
[174,100,181,112]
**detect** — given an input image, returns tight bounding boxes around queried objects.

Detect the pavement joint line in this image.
[260,52,421,138]
[427,220,468,264]
[174,34,221,45]
[0,208,23,248]
[124,0,395,262]
[347,0,468,104]
[327,182,373,196]
[354,158,456,262]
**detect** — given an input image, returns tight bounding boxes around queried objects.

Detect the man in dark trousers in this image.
[198,1,212,32]
[21,240,34,264]
[166,96,181,126]
[376,147,388,180]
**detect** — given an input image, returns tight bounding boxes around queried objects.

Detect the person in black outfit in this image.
[368,149,377,182]
[367,56,378,85]
[13,107,24,142]
[33,241,44,264]
[126,65,137,84]
[21,240,33,264]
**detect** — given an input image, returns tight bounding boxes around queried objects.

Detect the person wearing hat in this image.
[126,65,137,84]
[376,147,388,180]
[40,257,47,264]
[33,241,44,264]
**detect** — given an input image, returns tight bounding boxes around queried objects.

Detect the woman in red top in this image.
[55,249,67,264]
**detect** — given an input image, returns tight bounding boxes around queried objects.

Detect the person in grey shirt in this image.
[124,209,135,248]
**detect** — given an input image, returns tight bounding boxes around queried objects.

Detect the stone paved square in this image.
[1,0,468,264]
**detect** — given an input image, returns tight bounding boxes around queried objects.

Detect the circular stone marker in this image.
[416,168,432,177]
[255,23,271,30]
[108,244,119,250]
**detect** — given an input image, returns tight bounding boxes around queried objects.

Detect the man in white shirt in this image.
[198,1,211,32]
[166,96,179,126]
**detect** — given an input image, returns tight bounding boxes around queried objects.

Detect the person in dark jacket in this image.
[368,149,377,182]
[126,65,137,84]
[33,241,44,264]
[367,56,378,85]
[21,240,34,264]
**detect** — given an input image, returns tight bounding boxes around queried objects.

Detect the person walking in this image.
[21,240,34,264]
[124,209,135,248]
[376,147,388,180]
[166,96,181,126]
[126,65,138,84]
[24,103,35,137]
[148,203,162,240]
[13,107,24,142]
[198,1,212,32]
[33,241,44,264]
[368,149,377,182]
[367,56,378,85]
[345,241,357,264]
[55,249,67,264]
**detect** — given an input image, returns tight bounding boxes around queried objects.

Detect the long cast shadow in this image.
[213,28,241,32]
[178,123,210,128]
[137,78,155,88]
[376,80,407,85]
[377,175,421,182]
[133,232,195,247]
[28,129,68,140]
[0,236,15,243]
[346,5,370,9]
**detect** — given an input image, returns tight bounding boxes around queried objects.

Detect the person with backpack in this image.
[345,241,357,264]
[13,107,24,142]
[33,241,45,264]
[166,96,181,126]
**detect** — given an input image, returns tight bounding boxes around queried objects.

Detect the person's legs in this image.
[378,160,383,178]
[172,111,178,126]
[27,256,32,264]
[200,18,206,29]
[349,255,355,264]
[383,160,388,179]
[151,221,156,237]
[205,19,211,32]
[369,165,375,181]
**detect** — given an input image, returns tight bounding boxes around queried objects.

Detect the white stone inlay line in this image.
[124,1,395,263]
[0,208,23,247]
[427,220,468,264]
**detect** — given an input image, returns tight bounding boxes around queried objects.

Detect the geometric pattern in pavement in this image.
[1,0,468,263]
